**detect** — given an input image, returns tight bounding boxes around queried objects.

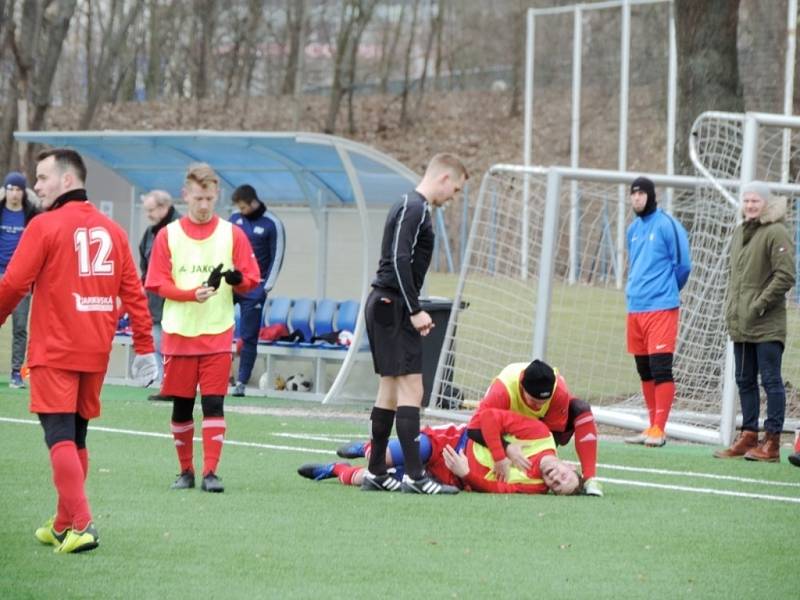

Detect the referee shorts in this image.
[365,287,423,376]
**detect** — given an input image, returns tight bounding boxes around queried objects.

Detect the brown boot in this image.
[713,430,758,458]
[744,432,781,462]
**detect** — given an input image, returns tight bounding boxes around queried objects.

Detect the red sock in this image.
[50,441,92,531]
[171,420,195,472]
[794,430,800,453]
[77,448,89,480]
[573,412,598,480]
[54,498,70,532]
[202,417,226,476]
[336,465,364,486]
[653,381,675,431]
[641,380,656,427]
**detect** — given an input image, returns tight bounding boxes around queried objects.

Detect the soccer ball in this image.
[285,373,313,392]
[337,330,354,347]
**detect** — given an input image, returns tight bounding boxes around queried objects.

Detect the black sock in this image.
[396,406,423,480]
[367,407,395,475]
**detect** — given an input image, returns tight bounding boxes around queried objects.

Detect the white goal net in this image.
[432,144,800,443]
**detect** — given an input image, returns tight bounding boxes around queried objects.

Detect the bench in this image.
[242,297,371,401]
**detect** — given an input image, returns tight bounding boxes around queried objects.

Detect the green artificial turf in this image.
[1,382,798,599]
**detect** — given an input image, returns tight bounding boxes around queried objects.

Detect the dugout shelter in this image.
[14,130,420,402]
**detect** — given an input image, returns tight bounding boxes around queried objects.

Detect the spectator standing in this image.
[0,171,40,388]
[624,176,692,448]
[138,189,180,398]
[229,184,284,396]
[145,164,260,493]
[0,149,156,553]
[714,181,795,462]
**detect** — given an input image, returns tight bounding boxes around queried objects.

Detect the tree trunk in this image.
[79,0,145,129]
[413,0,438,113]
[346,0,378,134]
[675,0,744,173]
[508,0,525,118]
[378,3,405,94]
[282,0,307,95]
[399,0,420,129]
[145,0,161,100]
[323,1,356,134]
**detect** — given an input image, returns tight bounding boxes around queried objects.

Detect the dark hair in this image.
[36,148,87,184]
[232,184,260,204]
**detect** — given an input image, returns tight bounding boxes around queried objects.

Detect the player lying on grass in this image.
[468,359,602,496]
[298,408,585,495]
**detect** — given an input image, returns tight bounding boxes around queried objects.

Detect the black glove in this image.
[223,269,243,286]
[205,263,224,290]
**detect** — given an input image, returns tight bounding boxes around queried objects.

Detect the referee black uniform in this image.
[365,191,434,376]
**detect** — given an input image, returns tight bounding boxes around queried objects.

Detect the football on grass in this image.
[285,373,313,392]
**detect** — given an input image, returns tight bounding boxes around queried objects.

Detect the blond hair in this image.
[184,163,219,189]
[426,153,469,181]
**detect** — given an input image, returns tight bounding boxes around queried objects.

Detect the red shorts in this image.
[29,367,105,420]
[161,353,232,397]
[626,308,679,355]
[422,424,466,488]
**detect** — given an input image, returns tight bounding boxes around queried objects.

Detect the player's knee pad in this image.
[650,353,674,384]
[74,415,89,449]
[171,397,196,422]
[38,413,76,448]
[201,395,225,418]
[634,354,653,381]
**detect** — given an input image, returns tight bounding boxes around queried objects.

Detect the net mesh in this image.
[433,150,800,432]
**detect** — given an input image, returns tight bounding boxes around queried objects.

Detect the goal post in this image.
[431,157,800,444]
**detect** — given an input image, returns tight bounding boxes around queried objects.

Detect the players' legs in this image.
[198,353,231,490]
[367,376,397,476]
[560,398,598,480]
[395,373,425,480]
[627,313,654,433]
[10,293,30,374]
[236,294,264,385]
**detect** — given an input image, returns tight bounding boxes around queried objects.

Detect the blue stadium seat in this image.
[233,303,241,339]
[290,298,315,345]
[336,300,360,333]
[314,299,338,337]
[266,297,293,327]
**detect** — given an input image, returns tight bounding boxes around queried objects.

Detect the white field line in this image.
[600,477,800,504]
[2,417,799,503]
[272,432,363,443]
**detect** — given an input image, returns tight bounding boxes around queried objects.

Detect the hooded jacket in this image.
[725,195,796,344]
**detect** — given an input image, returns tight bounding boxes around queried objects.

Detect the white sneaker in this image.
[584,478,604,497]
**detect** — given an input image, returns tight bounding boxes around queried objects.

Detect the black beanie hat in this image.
[630,176,657,216]
[232,184,260,204]
[521,360,556,400]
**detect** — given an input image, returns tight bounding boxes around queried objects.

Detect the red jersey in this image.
[0,199,153,372]
[461,409,554,494]
[422,411,554,495]
[468,371,574,433]
[145,215,260,355]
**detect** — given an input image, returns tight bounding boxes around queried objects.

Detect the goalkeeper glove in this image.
[204,263,224,290]
[223,269,243,286]
[131,353,158,387]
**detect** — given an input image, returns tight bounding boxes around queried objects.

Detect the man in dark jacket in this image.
[0,171,40,388]
[714,181,796,462]
[138,189,180,397]
[229,184,285,397]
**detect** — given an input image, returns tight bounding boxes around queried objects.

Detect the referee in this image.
[363,153,468,494]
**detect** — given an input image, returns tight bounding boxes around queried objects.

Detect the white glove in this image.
[131,353,159,387]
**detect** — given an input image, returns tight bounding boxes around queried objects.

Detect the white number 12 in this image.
[74,227,114,276]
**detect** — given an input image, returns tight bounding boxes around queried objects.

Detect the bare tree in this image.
[675,0,744,173]
[79,0,145,129]
[282,0,307,95]
[323,0,378,134]
[191,0,217,100]
[377,2,405,94]
[2,0,78,175]
[399,0,420,128]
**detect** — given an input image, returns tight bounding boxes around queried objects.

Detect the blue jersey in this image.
[0,207,25,272]
[625,208,691,313]
[230,209,285,298]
